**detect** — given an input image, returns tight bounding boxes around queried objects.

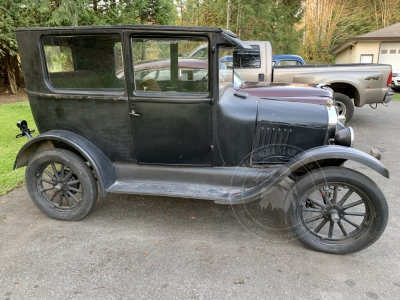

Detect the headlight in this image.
[326,101,353,146]
[334,127,354,147]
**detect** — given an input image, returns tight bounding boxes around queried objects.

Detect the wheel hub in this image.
[330,212,340,223]
[336,101,346,116]
[323,204,345,222]
[54,183,64,192]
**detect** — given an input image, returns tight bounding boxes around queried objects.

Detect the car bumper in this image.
[383,90,394,104]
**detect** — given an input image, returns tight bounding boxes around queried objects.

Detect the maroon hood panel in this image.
[237,82,333,105]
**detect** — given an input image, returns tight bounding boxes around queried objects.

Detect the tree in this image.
[27,0,176,26]
[0,1,36,94]
[27,0,86,26]
[300,0,350,63]
[179,0,304,54]
[301,0,400,63]
[0,0,177,93]
[372,0,400,28]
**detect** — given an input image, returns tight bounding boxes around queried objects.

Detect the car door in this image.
[128,35,213,165]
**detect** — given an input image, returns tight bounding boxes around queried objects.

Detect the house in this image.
[331,22,400,70]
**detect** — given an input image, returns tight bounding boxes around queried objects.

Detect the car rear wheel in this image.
[285,167,388,254]
[334,92,354,122]
[25,149,98,221]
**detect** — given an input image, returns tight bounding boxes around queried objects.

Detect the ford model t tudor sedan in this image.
[15,25,389,254]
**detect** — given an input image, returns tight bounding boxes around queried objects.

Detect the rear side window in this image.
[233,45,261,68]
[42,34,124,90]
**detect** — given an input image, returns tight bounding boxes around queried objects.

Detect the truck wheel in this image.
[285,167,388,254]
[25,149,98,221]
[334,92,354,121]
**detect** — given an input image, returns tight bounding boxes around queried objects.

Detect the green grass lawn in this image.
[0,101,36,195]
[0,92,398,196]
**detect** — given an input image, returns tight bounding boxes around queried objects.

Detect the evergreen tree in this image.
[0,0,176,93]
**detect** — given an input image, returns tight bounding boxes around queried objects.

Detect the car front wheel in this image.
[285,167,388,254]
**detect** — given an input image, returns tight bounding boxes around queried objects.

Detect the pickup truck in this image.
[234,41,394,121]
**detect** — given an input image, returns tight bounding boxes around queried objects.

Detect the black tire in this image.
[285,167,388,254]
[334,92,354,122]
[25,149,98,221]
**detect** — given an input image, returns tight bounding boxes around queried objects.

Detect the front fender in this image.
[227,145,388,204]
[14,130,116,196]
[287,145,389,178]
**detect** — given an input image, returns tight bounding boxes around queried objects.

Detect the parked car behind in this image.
[133,58,334,105]
[391,70,400,91]
[272,54,306,66]
[234,41,394,121]
[221,68,334,105]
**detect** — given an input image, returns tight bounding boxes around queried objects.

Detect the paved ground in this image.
[1,101,400,300]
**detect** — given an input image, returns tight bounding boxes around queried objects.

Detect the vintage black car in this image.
[15,25,389,254]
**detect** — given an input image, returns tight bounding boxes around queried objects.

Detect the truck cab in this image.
[273,54,306,66]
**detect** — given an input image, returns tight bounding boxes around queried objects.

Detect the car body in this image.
[272,54,306,66]
[134,58,334,105]
[134,59,208,82]
[391,70,400,91]
[227,70,334,105]
[14,25,389,254]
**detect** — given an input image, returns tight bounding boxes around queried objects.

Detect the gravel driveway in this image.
[1,101,400,300]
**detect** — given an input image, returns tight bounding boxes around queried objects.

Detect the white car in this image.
[391,70,400,91]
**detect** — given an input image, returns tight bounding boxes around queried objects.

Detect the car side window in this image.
[131,37,209,94]
[233,45,261,69]
[278,60,303,66]
[42,34,124,91]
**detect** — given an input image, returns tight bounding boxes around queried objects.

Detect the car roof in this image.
[273,54,303,60]
[15,25,234,35]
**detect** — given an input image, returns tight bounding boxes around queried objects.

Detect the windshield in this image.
[218,47,245,89]
[233,70,245,87]
[219,64,245,89]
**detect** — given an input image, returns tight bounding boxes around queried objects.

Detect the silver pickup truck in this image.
[234,41,394,121]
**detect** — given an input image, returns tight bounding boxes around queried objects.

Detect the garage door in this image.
[379,43,400,70]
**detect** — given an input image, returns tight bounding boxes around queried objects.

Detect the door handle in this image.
[129,110,140,117]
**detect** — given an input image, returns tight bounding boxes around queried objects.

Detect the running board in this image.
[106,163,276,204]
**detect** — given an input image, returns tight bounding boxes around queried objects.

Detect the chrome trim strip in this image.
[348,126,354,148]
[325,105,338,143]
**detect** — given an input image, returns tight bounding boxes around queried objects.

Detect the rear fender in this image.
[293,73,363,96]
[292,72,385,107]
[14,130,116,196]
